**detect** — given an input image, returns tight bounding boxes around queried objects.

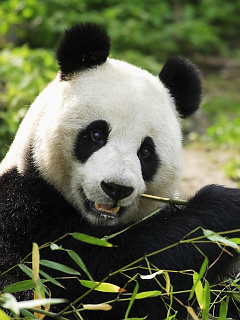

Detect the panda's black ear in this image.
[56,22,111,80]
[159,56,202,118]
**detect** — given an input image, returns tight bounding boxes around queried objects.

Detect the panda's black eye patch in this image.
[75,120,109,163]
[138,136,160,182]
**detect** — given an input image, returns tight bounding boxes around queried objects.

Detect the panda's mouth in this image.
[95,202,120,214]
[88,201,121,218]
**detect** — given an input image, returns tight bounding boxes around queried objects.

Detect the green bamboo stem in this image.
[141,193,188,205]
[27,307,69,320]
[104,195,187,241]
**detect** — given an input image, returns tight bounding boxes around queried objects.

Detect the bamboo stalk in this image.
[141,194,188,206]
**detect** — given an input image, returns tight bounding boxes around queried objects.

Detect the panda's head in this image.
[1,23,202,226]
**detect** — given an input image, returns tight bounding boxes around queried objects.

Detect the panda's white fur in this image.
[0,58,182,226]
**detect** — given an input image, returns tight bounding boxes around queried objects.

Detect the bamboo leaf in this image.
[189,257,208,301]
[70,232,114,247]
[40,260,80,275]
[203,229,240,250]
[79,280,126,293]
[67,249,94,281]
[192,272,204,309]
[186,306,200,320]
[202,280,211,320]
[3,280,34,293]
[0,309,11,320]
[20,309,38,319]
[19,298,67,307]
[82,303,112,311]
[219,300,228,320]
[39,270,65,289]
[19,264,32,278]
[135,290,161,299]
[198,257,208,279]
[34,276,46,300]
[32,244,45,319]
[0,293,65,317]
[164,272,170,296]
[33,292,42,319]
[125,282,139,319]
[140,270,164,280]
[32,243,40,285]
[50,243,61,250]
[229,237,240,245]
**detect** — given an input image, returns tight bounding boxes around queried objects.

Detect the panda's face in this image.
[0,24,201,228]
[33,59,182,226]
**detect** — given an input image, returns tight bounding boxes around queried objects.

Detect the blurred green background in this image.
[0,0,240,183]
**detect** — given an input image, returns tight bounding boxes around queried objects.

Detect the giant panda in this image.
[0,22,240,320]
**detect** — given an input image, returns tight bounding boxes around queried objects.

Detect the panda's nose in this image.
[101,181,134,201]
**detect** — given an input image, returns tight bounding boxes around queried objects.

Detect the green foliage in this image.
[1,226,240,319]
[204,76,240,153]
[198,73,240,183]
[1,0,240,57]
[0,46,57,159]
[225,159,240,187]
[207,116,240,150]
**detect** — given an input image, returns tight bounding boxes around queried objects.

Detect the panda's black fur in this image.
[0,23,240,320]
[57,22,111,80]
[159,56,202,118]
[1,168,240,319]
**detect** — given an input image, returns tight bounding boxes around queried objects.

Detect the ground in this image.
[179,148,237,199]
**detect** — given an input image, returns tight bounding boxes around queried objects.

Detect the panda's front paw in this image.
[190,184,240,206]
[184,184,240,230]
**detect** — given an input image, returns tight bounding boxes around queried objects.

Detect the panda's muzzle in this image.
[88,182,134,216]
[85,182,134,217]
[100,181,134,203]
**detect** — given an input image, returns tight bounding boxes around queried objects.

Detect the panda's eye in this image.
[139,147,150,158]
[91,130,103,142]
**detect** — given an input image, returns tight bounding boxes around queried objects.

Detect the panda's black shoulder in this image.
[0,168,81,223]
[0,168,61,209]
[0,168,78,251]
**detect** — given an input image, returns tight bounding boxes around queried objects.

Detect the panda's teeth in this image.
[95,202,120,214]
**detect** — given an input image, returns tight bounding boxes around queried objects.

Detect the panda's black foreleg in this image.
[93,185,240,319]
[154,184,240,318]
[142,184,240,275]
